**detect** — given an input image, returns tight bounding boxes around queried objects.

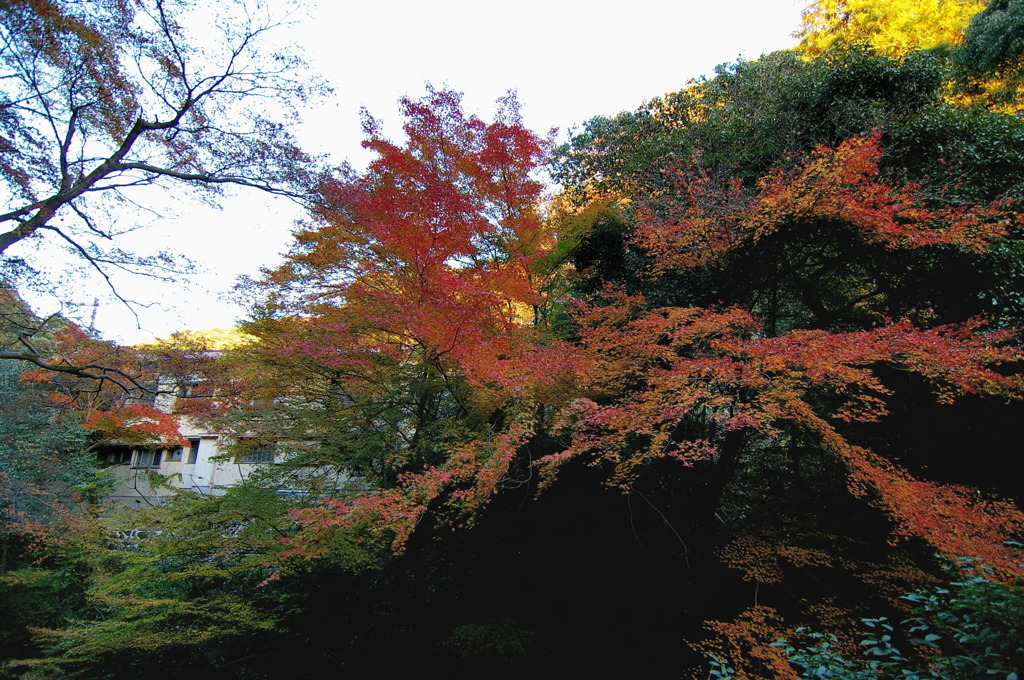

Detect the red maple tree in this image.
[269,120,1024,588]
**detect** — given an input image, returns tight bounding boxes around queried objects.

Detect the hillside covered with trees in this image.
[2,0,1024,678]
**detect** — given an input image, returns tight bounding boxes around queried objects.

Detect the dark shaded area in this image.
[222,455,925,680]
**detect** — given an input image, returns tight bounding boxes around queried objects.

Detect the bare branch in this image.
[0,347,147,395]
[0,0,323,297]
[114,162,309,198]
[39,225,143,325]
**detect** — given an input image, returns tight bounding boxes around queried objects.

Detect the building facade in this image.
[100,416,278,507]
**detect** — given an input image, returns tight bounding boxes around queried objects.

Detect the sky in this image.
[22,0,806,345]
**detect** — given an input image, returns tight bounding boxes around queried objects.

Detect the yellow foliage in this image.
[797,0,985,57]
[136,327,258,351]
[947,70,1024,114]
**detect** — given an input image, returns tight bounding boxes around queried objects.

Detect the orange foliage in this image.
[785,398,1024,582]
[691,606,797,680]
[717,531,836,584]
[539,301,760,489]
[533,288,1024,579]
[84,403,184,447]
[848,553,941,605]
[287,415,536,558]
[803,599,864,658]
[633,132,1018,276]
[255,90,584,559]
[748,134,1014,252]
[17,323,186,447]
[538,286,1022,498]
[254,88,564,415]
[632,163,748,272]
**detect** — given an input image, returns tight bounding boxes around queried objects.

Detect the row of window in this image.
[102,438,276,468]
[128,438,202,468]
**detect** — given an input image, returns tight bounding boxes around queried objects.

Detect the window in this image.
[167,447,183,462]
[126,390,158,407]
[187,438,201,464]
[102,449,131,465]
[176,379,202,397]
[132,450,161,468]
[239,444,275,464]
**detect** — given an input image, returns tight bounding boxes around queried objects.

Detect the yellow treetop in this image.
[136,328,257,351]
[797,0,986,57]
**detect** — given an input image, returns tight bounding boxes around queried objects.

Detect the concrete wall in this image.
[103,417,274,507]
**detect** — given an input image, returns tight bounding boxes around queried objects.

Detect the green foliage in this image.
[554,49,958,195]
[0,349,103,662]
[0,292,95,517]
[0,563,90,662]
[950,0,1024,112]
[554,45,1024,332]
[0,361,94,518]
[25,503,275,675]
[771,562,1024,679]
[557,45,1024,203]
[958,0,1024,75]
[26,470,381,678]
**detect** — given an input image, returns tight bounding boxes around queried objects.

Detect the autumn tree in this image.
[553,46,1024,325]
[796,0,985,57]
[31,53,1024,680]
[23,87,571,679]
[226,87,565,495]
[548,29,1024,676]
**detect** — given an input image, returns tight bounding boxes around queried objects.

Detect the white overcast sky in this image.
[33,0,806,345]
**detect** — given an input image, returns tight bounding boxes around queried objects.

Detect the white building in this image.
[98,368,353,507]
[100,417,277,507]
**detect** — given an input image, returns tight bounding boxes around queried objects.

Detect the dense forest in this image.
[2,0,1024,677]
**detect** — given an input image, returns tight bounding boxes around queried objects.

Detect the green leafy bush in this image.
[776,560,1024,680]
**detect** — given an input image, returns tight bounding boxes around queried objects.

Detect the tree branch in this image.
[0,348,148,395]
